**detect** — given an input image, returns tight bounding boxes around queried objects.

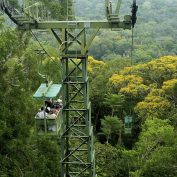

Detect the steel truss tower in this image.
[59,27,97,176]
[0,0,137,176]
[61,55,94,176]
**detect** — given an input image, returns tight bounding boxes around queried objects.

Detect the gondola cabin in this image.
[124,115,132,134]
[33,82,62,136]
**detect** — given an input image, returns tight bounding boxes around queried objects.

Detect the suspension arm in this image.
[18,18,132,30]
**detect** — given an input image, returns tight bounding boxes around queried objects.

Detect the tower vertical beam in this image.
[61,54,95,176]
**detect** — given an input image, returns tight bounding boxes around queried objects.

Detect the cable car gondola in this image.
[33,81,62,136]
[124,115,133,134]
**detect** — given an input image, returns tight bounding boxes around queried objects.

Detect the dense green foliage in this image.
[1,0,177,177]
[0,28,61,176]
[89,55,177,176]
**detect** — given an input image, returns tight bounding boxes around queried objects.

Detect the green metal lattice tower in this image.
[0,0,137,176]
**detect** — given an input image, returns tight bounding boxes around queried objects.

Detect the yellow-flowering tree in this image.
[162,79,177,105]
[109,56,177,118]
[118,56,177,87]
[135,95,171,119]
[88,56,106,74]
[109,74,149,99]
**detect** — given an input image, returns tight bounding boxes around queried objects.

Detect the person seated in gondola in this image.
[57,99,63,108]
[46,107,51,113]
[37,107,47,118]
[47,107,59,119]
[50,108,59,115]
[45,99,52,108]
[36,107,56,132]
[52,99,62,109]
[36,107,48,132]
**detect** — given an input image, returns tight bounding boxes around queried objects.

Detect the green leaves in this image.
[0,28,61,177]
[37,0,62,20]
[131,118,177,177]
[100,116,123,144]
[8,0,19,8]
[104,93,125,116]
[95,142,129,177]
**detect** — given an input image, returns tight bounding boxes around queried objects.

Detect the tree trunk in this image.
[106,135,109,144]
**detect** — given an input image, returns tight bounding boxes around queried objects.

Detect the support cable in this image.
[130,0,138,66]
[129,0,138,115]
[130,27,134,66]
[30,30,61,68]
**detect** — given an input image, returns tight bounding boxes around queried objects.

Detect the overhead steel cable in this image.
[30,30,61,69]
[129,0,138,116]
[130,0,138,66]
[131,26,134,66]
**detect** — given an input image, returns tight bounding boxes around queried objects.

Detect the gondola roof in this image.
[33,83,62,98]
